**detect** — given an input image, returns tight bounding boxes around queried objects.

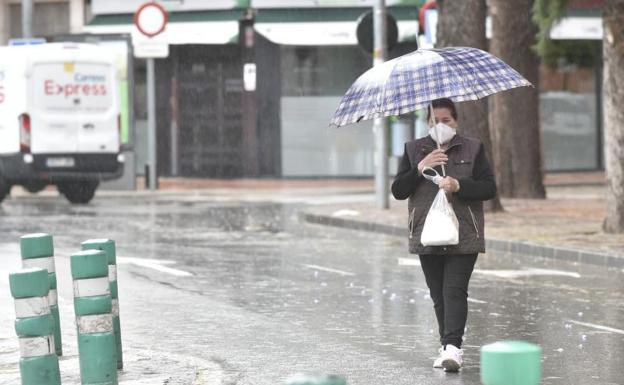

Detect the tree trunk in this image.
[436,0,503,211]
[603,0,624,233]
[489,0,546,199]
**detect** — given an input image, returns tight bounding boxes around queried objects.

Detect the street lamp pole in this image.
[22,0,33,38]
[373,0,389,209]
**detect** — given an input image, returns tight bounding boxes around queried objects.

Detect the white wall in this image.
[91,0,240,15]
[281,96,374,177]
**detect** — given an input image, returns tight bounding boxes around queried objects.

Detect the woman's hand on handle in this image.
[417,149,448,175]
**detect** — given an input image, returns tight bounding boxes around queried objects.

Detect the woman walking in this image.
[391,98,497,372]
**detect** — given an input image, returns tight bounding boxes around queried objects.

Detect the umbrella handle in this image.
[428,102,447,177]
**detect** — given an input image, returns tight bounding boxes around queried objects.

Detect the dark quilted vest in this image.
[405,135,485,255]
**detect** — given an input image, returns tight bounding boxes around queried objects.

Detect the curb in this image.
[300,212,624,269]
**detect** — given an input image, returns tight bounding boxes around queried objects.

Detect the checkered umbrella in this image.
[329,47,532,128]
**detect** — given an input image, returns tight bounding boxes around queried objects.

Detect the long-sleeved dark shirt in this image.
[391,142,497,201]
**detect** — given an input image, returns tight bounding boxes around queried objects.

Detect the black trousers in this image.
[419,253,478,349]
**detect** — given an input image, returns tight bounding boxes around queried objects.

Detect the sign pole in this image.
[134,1,168,190]
[373,0,389,209]
[147,57,157,191]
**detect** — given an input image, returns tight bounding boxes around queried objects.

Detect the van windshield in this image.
[32,62,113,114]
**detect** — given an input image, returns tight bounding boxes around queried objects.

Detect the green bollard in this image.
[481,340,542,385]
[71,250,118,385]
[10,268,61,385]
[284,374,347,385]
[20,233,62,356]
[81,239,123,370]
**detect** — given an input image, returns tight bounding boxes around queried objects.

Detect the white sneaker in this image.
[433,347,444,368]
[441,345,463,372]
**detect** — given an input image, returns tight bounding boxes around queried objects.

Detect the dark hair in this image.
[426,98,458,122]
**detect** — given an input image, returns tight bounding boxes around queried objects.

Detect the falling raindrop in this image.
[349,282,355,288]
[368,298,375,303]
[360,290,366,295]
[578,344,583,350]
[581,334,587,341]
[409,298,416,304]
[321,282,328,287]
[314,299,319,304]
[565,324,572,330]
[429,329,434,334]
[389,293,397,301]
[424,294,431,300]
[556,348,564,353]
[314,271,319,278]
[382,289,388,295]
[578,312,584,317]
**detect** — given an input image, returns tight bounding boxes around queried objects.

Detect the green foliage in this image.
[540,40,597,68]
[532,0,597,68]
[532,0,569,61]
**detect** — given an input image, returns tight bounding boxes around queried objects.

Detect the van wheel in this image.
[0,175,10,203]
[58,180,99,204]
[24,182,47,194]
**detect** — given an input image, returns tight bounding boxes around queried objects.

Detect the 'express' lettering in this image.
[44,79,107,98]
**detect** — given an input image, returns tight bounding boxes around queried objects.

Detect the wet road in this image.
[1,193,623,384]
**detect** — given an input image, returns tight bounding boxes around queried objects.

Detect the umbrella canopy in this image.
[329,47,532,128]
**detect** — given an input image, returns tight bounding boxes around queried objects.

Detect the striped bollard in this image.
[284,374,347,385]
[481,340,542,385]
[71,250,118,385]
[20,233,62,356]
[81,239,123,370]
[10,268,61,385]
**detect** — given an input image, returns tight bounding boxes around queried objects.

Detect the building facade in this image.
[1,0,606,181]
[84,0,422,179]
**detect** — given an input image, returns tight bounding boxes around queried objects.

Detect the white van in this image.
[0,43,124,204]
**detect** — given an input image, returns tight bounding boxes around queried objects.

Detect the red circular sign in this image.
[134,2,168,38]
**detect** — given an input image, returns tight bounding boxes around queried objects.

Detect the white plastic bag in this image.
[420,189,459,246]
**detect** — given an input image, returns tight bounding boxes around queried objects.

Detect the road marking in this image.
[332,209,360,217]
[568,320,624,335]
[474,268,581,279]
[467,298,488,304]
[302,264,355,277]
[398,257,421,266]
[117,257,193,277]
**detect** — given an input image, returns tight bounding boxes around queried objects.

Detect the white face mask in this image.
[429,122,457,145]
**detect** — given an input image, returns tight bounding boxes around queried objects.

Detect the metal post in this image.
[10,268,61,385]
[20,233,62,356]
[147,58,157,190]
[21,0,33,38]
[481,340,541,385]
[373,0,388,209]
[170,76,179,176]
[71,250,118,385]
[82,239,123,370]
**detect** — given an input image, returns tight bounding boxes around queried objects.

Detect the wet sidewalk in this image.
[13,172,622,266]
[301,172,624,268]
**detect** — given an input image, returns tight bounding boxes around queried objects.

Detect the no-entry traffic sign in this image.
[134,2,168,38]
[134,2,169,59]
